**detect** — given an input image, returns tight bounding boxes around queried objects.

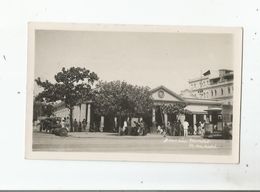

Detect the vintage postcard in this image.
[25,23,243,163]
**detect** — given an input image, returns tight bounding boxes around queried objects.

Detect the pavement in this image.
[32,131,232,155]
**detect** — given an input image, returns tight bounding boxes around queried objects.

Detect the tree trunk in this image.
[69,108,73,132]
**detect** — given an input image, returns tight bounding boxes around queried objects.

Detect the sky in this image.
[34,30,234,95]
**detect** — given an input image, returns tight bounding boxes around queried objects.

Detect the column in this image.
[152,107,156,123]
[151,107,156,133]
[164,113,168,127]
[209,115,212,122]
[193,114,197,135]
[114,117,118,129]
[100,116,104,132]
[80,103,86,122]
[86,103,91,132]
[193,114,197,126]
[203,114,207,121]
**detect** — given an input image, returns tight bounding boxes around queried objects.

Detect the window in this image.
[215,89,217,96]
[221,88,224,95]
[228,87,231,94]
[211,90,213,96]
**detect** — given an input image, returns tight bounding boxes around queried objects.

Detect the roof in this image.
[205,107,222,111]
[150,85,223,106]
[185,98,222,105]
[219,69,233,72]
[150,85,185,101]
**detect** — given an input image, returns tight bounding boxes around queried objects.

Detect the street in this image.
[32,132,232,155]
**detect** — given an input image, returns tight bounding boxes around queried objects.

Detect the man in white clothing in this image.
[183,121,189,137]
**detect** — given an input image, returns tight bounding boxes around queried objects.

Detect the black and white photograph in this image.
[26,23,242,163]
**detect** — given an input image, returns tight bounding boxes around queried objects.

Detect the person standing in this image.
[127,118,132,136]
[139,120,145,136]
[200,121,205,137]
[61,118,66,128]
[79,122,82,132]
[197,121,202,135]
[157,124,162,134]
[171,121,176,136]
[73,119,78,132]
[123,119,127,135]
[82,119,87,132]
[166,121,171,136]
[193,124,197,135]
[183,120,189,137]
[65,117,71,132]
[177,120,183,136]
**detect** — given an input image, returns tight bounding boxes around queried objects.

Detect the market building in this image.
[149,85,224,133]
[53,84,230,133]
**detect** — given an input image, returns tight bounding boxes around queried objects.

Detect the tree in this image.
[33,100,54,121]
[93,81,154,129]
[160,103,192,122]
[35,67,99,131]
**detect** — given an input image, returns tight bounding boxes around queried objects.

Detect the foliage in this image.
[93,81,154,118]
[42,103,54,117]
[35,67,99,131]
[160,103,191,115]
[33,101,54,120]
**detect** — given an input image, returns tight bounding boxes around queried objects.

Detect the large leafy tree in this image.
[160,103,191,115]
[33,100,54,121]
[93,80,154,127]
[160,103,191,123]
[35,67,99,131]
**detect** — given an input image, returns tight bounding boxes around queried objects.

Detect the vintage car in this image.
[39,117,62,133]
[203,123,232,139]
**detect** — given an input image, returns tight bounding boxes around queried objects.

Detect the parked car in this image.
[53,127,68,137]
[204,127,232,140]
[40,117,62,133]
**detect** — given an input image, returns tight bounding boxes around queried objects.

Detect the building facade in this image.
[188,69,233,105]
[150,85,224,133]
[53,101,92,132]
[53,85,229,133]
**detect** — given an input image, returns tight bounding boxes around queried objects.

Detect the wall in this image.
[53,107,69,119]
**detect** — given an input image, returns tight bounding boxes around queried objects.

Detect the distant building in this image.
[179,89,197,99]
[188,69,233,105]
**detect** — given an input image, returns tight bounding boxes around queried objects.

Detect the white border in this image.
[25,22,243,163]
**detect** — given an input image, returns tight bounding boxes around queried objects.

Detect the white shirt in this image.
[183,121,189,130]
[61,121,65,128]
[123,121,127,131]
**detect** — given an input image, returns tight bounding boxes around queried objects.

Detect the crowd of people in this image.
[157,120,206,137]
[38,115,208,137]
[60,117,87,132]
[120,118,147,136]
[58,117,207,136]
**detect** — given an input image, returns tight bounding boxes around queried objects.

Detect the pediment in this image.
[150,86,184,102]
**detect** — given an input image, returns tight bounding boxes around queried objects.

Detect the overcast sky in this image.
[34,30,233,95]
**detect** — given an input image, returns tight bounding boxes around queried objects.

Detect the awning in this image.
[185,105,208,114]
[204,107,222,112]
